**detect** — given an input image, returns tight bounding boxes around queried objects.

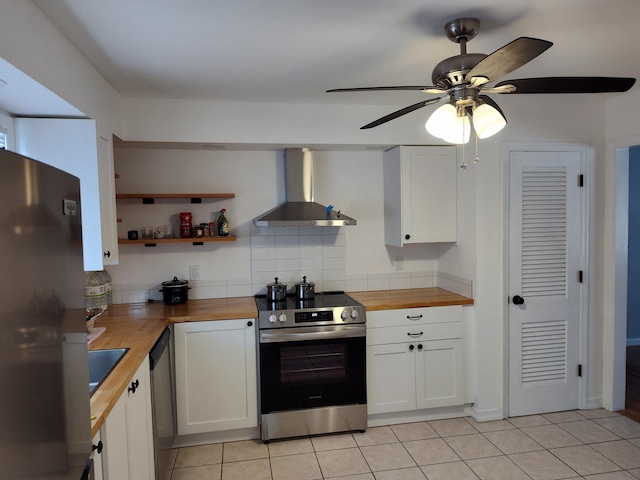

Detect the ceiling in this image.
[28,0,640,110]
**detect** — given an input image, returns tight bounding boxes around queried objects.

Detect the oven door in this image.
[259,325,366,414]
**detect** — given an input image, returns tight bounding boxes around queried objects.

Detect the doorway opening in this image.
[623,145,640,421]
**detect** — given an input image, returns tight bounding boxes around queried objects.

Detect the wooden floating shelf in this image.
[118,236,236,246]
[116,193,235,204]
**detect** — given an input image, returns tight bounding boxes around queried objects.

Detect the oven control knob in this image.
[341,310,349,320]
[268,314,277,324]
[350,309,359,319]
[279,313,287,323]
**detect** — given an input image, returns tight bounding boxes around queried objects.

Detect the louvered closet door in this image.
[507,150,582,417]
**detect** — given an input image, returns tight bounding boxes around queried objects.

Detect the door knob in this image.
[512,295,525,305]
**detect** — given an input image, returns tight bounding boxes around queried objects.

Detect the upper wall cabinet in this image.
[383,146,457,246]
[98,135,119,265]
[14,118,108,270]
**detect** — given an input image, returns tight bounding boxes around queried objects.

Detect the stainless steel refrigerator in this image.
[0,149,93,479]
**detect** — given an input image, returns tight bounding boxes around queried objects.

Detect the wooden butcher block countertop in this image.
[87,288,472,437]
[349,287,474,311]
[88,297,258,437]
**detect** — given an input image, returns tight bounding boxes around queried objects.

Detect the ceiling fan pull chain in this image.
[461,136,467,169]
[474,134,480,164]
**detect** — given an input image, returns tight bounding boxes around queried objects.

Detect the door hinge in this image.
[578,364,583,377]
[578,270,583,283]
[578,174,584,187]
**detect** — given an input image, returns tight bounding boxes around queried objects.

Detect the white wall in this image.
[110,148,445,301]
[0,1,121,137]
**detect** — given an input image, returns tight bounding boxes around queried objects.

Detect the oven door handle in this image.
[260,325,366,343]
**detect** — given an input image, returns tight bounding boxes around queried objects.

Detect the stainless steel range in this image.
[255,291,367,442]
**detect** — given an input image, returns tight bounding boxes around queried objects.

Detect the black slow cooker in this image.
[160,276,190,305]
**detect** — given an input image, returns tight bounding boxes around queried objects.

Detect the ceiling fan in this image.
[327,18,636,143]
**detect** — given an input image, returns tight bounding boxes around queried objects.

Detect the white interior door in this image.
[507,148,585,417]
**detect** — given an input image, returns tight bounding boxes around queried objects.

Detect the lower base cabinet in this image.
[174,319,257,435]
[101,357,154,480]
[91,432,103,480]
[367,306,465,415]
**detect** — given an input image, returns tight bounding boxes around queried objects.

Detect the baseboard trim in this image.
[470,405,505,422]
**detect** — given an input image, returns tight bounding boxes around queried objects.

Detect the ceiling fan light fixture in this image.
[473,102,507,139]
[441,113,470,144]
[425,103,457,138]
[426,103,470,144]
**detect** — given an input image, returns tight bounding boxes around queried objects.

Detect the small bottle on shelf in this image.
[217,209,230,236]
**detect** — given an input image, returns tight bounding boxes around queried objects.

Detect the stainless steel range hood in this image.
[253,148,356,227]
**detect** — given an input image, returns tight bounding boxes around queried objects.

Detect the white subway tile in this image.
[368,277,390,291]
[390,277,412,290]
[251,259,276,272]
[323,246,345,258]
[323,256,346,270]
[346,278,368,292]
[276,258,301,271]
[227,284,252,297]
[251,247,276,260]
[251,235,276,248]
[322,280,346,292]
[300,257,323,271]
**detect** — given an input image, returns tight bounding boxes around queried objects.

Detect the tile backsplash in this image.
[111,225,472,304]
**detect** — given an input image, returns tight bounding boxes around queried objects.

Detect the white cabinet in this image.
[383,145,457,245]
[91,432,104,480]
[98,134,118,264]
[367,306,464,415]
[101,357,154,480]
[174,319,257,435]
[13,117,106,269]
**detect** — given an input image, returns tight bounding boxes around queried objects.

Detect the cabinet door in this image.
[98,134,118,265]
[415,339,464,409]
[91,432,104,480]
[367,343,416,414]
[101,358,154,480]
[13,117,105,269]
[384,146,457,245]
[125,357,154,480]
[101,391,130,480]
[175,319,257,435]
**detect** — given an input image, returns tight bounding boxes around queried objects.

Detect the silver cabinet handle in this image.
[407,331,423,338]
[407,314,423,321]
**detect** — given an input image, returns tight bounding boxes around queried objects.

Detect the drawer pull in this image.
[407,315,423,321]
[407,331,423,338]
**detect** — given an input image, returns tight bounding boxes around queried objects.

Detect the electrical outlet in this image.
[394,256,403,271]
[189,265,200,280]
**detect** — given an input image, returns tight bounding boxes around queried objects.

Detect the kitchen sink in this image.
[88,348,128,396]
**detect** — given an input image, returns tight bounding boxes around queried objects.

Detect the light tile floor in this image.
[168,409,640,480]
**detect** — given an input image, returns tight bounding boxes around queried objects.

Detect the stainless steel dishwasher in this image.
[149,326,175,480]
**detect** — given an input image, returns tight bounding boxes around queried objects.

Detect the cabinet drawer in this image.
[367,305,461,329]
[367,321,463,346]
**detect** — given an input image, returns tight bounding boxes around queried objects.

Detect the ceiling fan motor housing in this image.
[431,53,487,89]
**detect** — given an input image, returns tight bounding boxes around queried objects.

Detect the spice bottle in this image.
[217,209,230,236]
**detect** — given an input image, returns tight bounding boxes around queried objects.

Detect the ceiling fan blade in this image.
[361,97,444,129]
[466,37,553,83]
[481,84,517,94]
[327,86,445,93]
[494,76,636,94]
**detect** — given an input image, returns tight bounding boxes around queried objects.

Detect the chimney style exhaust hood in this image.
[253,148,357,227]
